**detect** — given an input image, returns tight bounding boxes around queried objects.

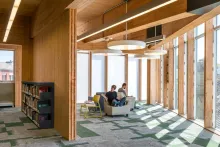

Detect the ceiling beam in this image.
[122,5,220,54]
[78,0,196,43]
[77,42,107,50]
[67,0,96,13]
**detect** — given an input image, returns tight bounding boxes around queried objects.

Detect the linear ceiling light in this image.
[3,0,21,42]
[77,0,177,42]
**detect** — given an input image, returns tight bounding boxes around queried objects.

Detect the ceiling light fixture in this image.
[77,0,177,42]
[107,1,146,50]
[91,49,123,56]
[134,55,160,59]
[144,49,167,56]
[3,0,21,42]
[108,40,146,50]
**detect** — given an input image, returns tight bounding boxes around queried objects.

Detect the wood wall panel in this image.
[204,19,214,128]
[187,30,194,119]
[178,35,185,115]
[168,42,174,110]
[32,9,76,140]
[31,0,74,38]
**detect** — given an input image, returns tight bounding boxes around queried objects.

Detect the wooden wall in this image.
[0,14,33,81]
[32,9,76,140]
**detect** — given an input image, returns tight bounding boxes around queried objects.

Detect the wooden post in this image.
[204,19,214,128]
[125,55,129,95]
[147,60,151,104]
[88,52,92,96]
[70,9,77,140]
[178,35,185,115]
[187,29,195,119]
[163,43,169,107]
[157,59,161,104]
[105,56,108,92]
[139,59,142,101]
[168,42,174,110]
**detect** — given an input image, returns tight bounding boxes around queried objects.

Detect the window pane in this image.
[196,23,205,36]
[217,15,220,27]
[77,53,89,103]
[216,29,220,129]
[92,55,105,96]
[128,58,139,99]
[0,50,14,82]
[195,37,205,120]
[141,59,147,101]
[108,56,125,91]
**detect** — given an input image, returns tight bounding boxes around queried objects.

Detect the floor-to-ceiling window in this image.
[214,15,220,130]
[194,23,205,121]
[108,56,125,91]
[128,57,139,100]
[77,52,89,103]
[141,59,147,101]
[184,33,188,115]
[174,37,179,110]
[92,55,105,96]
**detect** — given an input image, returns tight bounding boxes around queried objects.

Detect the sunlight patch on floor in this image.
[147,105,162,112]
[158,112,177,123]
[169,118,186,130]
[180,123,203,143]
[136,110,147,115]
[146,119,160,129]
[167,138,187,147]
[207,134,220,147]
[155,129,170,139]
[140,115,152,120]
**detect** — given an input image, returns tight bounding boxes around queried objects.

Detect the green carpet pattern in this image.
[0,104,220,146]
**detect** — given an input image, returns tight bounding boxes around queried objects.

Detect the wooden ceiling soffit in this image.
[67,0,96,13]
[77,42,107,50]
[78,0,194,43]
[32,0,75,38]
[148,5,220,51]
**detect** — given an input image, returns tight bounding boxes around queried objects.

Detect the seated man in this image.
[118,83,127,97]
[106,85,126,107]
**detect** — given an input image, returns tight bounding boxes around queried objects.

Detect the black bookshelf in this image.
[22,81,54,129]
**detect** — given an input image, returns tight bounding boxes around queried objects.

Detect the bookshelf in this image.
[22,81,54,129]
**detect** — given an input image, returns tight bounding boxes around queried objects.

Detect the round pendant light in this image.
[144,49,167,56]
[134,55,160,59]
[107,40,146,50]
[91,49,123,56]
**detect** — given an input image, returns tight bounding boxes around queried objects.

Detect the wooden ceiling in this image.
[77,0,123,25]
[0,0,42,16]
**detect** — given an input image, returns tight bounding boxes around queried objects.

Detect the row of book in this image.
[22,84,49,96]
[23,94,38,109]
[22,104,50,124]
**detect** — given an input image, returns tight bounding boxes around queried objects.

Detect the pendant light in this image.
[134,54,160,59]
[107,0,146,50]
[91,49,123,56]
